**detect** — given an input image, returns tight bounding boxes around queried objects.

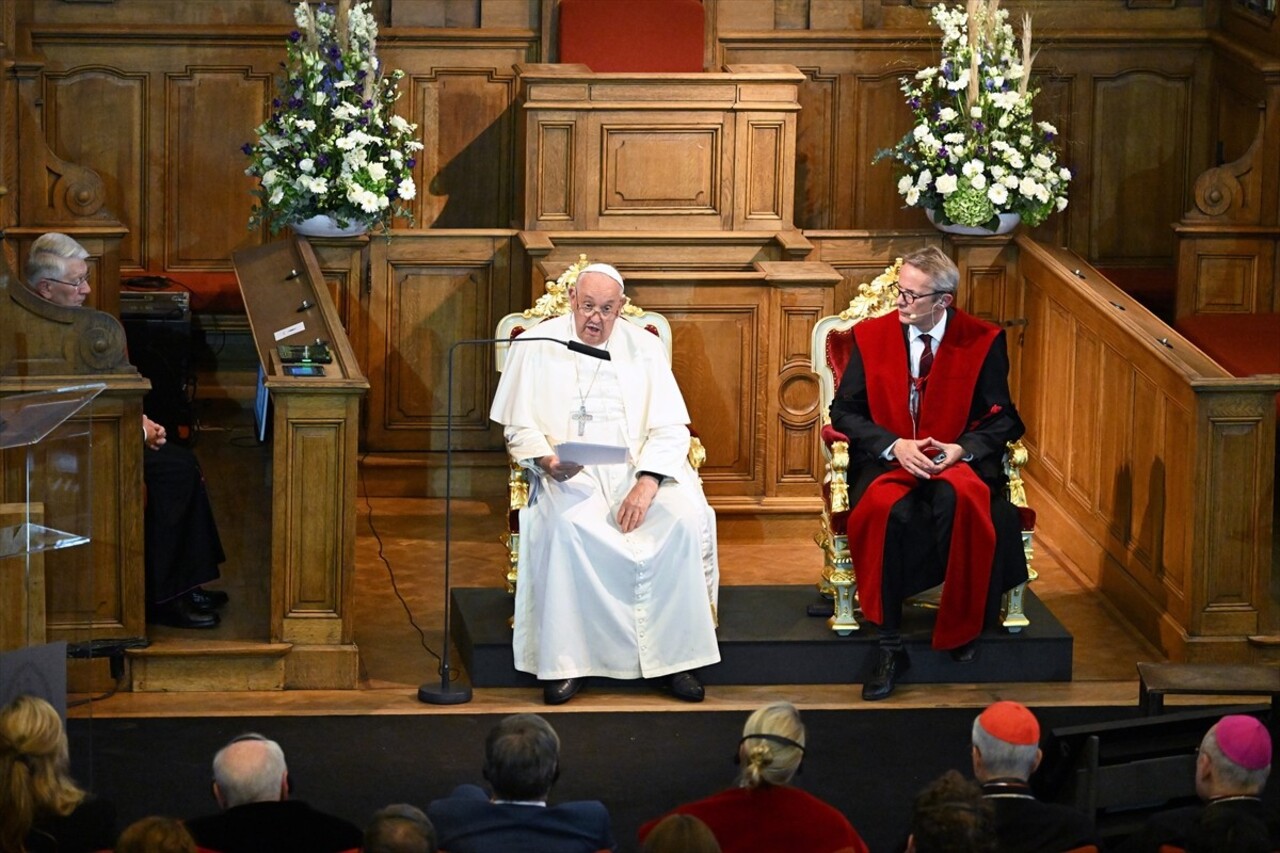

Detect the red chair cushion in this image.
[559,0,704,72]
[826,325,857,391]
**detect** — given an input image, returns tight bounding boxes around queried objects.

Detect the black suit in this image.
[427,784,616,853]
[143,441,224,605]
[1117,796,1280,853]
[829,311,1028,630]
[982,780,1097,853]
[185,800,363,853]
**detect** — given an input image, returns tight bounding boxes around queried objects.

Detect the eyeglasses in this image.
[891,283,943,304]
[46,276,90,289]
[575,301,619,319]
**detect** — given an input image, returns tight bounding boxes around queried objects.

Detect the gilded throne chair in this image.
[494,255,706,596]
[810,260,1037,636]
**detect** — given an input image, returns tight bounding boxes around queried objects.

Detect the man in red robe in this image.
[830,246,1027,700]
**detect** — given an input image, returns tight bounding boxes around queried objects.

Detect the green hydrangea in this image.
[943,185,997,227]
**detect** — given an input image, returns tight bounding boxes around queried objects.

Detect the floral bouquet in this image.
[244,0,422,234]
[876,0,1070,230]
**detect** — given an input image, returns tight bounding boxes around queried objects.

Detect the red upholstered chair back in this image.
[558,0,705,72]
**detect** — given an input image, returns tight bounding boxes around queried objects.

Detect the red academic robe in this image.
[830,309,1025,650]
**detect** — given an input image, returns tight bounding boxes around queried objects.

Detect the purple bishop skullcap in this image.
[1215,715,1271,770]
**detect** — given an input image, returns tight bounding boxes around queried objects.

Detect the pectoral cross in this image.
[571,404,593,436]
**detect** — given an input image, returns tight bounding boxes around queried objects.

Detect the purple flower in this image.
[909,97,921,110]
[407,158,416,169]
[939,147,948,160]
[288,30,301,43]
[241,142,253,155]
[317,154,330,168]
[973,121,985,132]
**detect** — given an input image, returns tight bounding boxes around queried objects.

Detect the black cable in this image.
[357,453,448,676]
[66,669,123,707]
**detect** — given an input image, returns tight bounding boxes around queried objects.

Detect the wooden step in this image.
[127,640,292,692]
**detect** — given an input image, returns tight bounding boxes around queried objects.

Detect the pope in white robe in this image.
[489,264,720,704]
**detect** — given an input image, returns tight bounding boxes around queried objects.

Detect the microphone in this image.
[418,330,608,706]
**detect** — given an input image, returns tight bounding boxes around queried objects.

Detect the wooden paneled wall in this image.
[5,2,1271,283]
[1016,237,1279,662]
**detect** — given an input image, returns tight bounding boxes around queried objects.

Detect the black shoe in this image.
[950,640,978,663]
[188,587,229,611]
[543,678,582,705]
[150,597,220,629]
[667,671,705,703]
[862,647,910,701]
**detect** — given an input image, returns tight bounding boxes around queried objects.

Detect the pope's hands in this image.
[893,437,963,478]
[617,476,659,533]
[539,455,583,483]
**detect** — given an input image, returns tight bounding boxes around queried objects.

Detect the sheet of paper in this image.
[555,441,628,466]
[273,321,306,341]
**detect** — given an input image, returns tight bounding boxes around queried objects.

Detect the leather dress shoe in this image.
[667,671,705,703]
[188,587,229,611]
[150,596,220,629]
[950,640,978,663]
[543,678,582,705]
[862,647,910,701]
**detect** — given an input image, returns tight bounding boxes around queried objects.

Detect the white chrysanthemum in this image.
[905,187,920,206]
[987,183,1009,206]
[990,164,1006,179]
[917,169,933,190]
[294,119,316,133]
[1018,176,1040,198]
[335,135,358,151]
[898,175,914,194]
[333,103,359,121]
[1003,175,1019,188]
[334,80,355,89]
[962,159,985,178]
[367,161,387,181]
[269,187,284,205]
[1006,151,1025,169]
[943,132,966,145]
[913,124,932,141]
[938,107,958,122]
[916,67,938,80]
[262,168,281,187]
[946,69,971,91]
[1039,121,1059,135]
[1059,167,1072,181]
[935,173,959,195]
[398,177,417,200]
[1032,153,1053,170]
[390,115,411,133]
[971,106,983,118]
[1020,135,1033,149]
[970,173,987,190]
[1056,196,1069,211]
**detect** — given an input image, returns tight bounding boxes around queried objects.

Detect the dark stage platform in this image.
[453,584,1072,688]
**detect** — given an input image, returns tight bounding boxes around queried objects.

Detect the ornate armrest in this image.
[822,425,850,513]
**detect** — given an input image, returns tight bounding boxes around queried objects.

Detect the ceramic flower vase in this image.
[926,208,1021,237]
[291,214,369,238]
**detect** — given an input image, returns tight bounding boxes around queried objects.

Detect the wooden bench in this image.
[1137,661,1280,734]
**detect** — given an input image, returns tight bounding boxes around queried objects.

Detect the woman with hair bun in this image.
[0,694,116,853]
[638,701,868,853]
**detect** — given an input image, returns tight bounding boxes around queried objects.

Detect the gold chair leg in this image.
[1000,530,1035,633]
[827,532,859,635]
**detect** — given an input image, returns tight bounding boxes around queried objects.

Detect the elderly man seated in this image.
[490,262,719,705]
[1118,714,1279,852]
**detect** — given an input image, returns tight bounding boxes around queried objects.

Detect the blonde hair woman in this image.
[639,702,868,853]
[0,694,116,852]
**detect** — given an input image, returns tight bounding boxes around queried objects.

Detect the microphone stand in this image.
[417,335,610,705]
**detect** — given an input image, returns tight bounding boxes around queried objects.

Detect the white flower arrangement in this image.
[876,1,1070,230]
[244,0,423,234]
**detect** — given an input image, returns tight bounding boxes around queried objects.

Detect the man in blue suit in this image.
[427,714,616,853]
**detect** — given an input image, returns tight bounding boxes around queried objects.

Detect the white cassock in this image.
[489,313,720,680]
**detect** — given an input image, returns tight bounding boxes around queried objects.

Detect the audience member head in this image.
[362,803,437,853]
[211,732,289,809]
[640,813,721,853]
[568,263,625,347]
[736,701,806,789]
[24,232,92,307]
[906,769,997,853]
[482,713,561,802]
[114,815,197,853]
[1196,715,1271,800]
[896,246,957,332]
[970,700,1042,782]
[0,694,87,853]
[1186,807,1271,853]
